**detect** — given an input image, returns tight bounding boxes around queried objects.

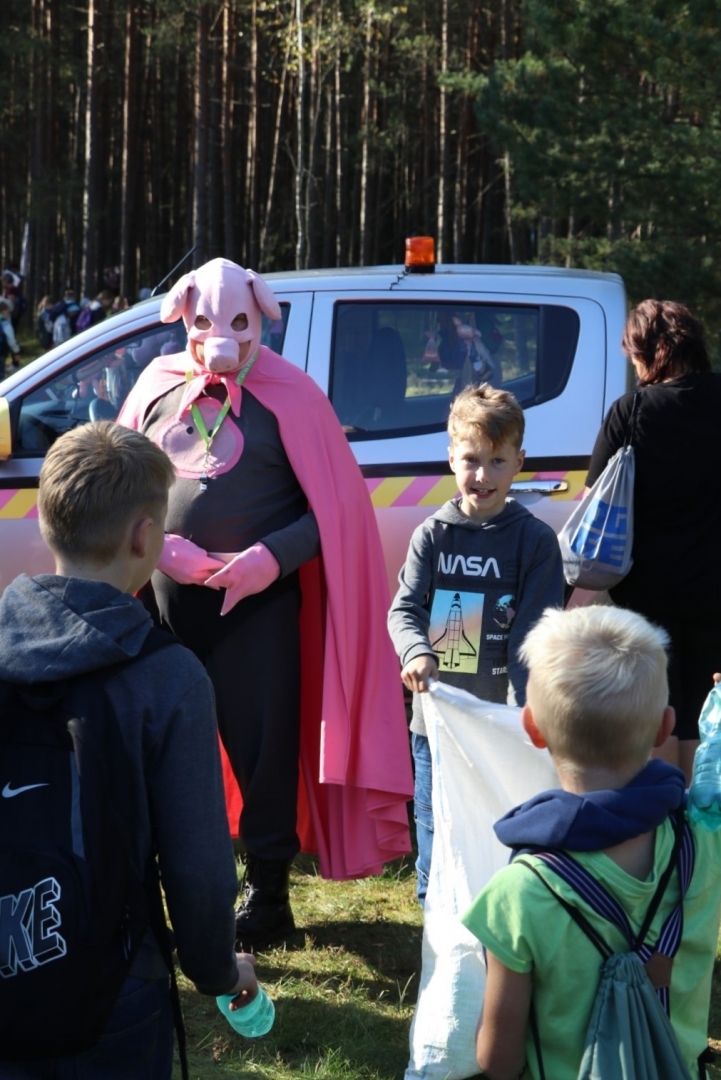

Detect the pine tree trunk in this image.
[65,79,83,292]
[246,0,258,266]
[207,22,222,261]
[28,0,52,305]
[120,0,142,301]
[333,0,343,266]
[82,0,101,297]
[322,82,333,267]
[305,3,326,267]
[436,0,448,263]
[500,0,516,263]
[221,2,236,260]
[193,4,210,266]
[359,5,373,266]
[259,33,290,269]
[294,0,305,270]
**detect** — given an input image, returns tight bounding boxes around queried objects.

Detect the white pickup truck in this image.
[0,262,628,595]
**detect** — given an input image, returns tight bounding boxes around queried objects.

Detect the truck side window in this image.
[15,324,187,453]
[259,304,290,354]
[330,301,580,440]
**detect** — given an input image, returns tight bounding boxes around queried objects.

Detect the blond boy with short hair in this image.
[388,384,564,903]
[0,422,256,1077]
[462,605,721,1079]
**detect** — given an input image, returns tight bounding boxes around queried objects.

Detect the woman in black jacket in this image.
[586,299,721,782]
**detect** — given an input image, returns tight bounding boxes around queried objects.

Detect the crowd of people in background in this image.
[0,266,155,377]
[36,288,116,350]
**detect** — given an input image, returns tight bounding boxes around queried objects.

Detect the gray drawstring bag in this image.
[578,952,692,1080]
[519,810,695,1080]
[559,391,641,590]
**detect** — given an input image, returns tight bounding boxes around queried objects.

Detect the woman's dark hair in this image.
[622,299,710,385]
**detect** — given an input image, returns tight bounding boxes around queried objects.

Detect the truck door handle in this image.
[510,480,569,496]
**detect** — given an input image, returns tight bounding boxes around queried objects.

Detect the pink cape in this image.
[119,347,413,879]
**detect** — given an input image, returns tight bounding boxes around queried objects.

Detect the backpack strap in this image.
[623,387,642,448]
[517,861,613,960]
[634,811,694,1015]
[516,810,693,1012]
[635,808,689,950]
[146,860,189,1080]
[519,849,634,943]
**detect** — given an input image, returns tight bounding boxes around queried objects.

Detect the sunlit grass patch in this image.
[175,855,423,1080]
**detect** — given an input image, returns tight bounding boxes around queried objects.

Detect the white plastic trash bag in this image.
[405,681,558,1080]
[558,444,635,590]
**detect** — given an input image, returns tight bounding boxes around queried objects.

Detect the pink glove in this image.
[157,534,226,586]
[204,543,281,616]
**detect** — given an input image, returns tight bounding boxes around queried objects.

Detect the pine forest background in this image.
[4,0,721,352]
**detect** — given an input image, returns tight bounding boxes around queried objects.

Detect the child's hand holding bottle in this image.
[216,952,275,1037]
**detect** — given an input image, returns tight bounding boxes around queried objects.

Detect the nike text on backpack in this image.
[516,810,701,1080]
[0,627,187,1075]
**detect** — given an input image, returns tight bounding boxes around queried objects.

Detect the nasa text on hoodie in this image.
[387,497,563,736]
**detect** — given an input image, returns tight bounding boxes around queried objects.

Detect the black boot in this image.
[235,855,296,952]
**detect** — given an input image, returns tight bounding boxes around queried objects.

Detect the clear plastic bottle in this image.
[688,685,721,830]
[216,984,275,1037]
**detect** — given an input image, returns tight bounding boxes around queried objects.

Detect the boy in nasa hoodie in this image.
[388,384,563,904]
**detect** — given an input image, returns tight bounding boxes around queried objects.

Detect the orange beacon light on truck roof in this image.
[405,236,436,273]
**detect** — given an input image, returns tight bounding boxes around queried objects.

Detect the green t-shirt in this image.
[461,813,721,1079]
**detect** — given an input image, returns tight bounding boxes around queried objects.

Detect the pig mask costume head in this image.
[160,257,282,374]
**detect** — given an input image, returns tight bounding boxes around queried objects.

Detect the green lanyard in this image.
[187,350,258,453]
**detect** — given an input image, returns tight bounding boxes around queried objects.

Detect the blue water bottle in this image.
[688,685,721,830]
[216,984,275,1037]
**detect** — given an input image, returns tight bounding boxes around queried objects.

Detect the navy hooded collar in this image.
[494,759,686,852]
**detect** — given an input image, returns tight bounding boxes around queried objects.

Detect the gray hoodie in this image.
[388,498,563,734]
[0,574,239,996]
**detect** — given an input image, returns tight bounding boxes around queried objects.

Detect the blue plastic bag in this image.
[558,445,635,590]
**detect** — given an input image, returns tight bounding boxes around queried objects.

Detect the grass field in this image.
[175,854,423,1080]
[175,849,721,1080]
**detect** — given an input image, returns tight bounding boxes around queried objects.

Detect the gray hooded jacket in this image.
[388,498,563,735]
[0,574,239,996]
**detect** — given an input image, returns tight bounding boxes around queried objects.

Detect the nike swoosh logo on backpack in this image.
[2,782,49,798]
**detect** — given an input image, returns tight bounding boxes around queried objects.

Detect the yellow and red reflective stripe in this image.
[366,469,587,508]
[0,490,39,519]
[0,471,587,519]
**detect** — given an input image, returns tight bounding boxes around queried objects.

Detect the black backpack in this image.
[0,627,186,1065]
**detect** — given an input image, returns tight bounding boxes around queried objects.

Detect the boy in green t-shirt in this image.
[462,605,721,1080]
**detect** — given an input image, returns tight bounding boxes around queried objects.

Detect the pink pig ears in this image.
[160,271,197,324]
[245,269,281,321]
[159,261,280,325]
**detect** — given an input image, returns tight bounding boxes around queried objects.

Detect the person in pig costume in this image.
[119,258,412,951]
